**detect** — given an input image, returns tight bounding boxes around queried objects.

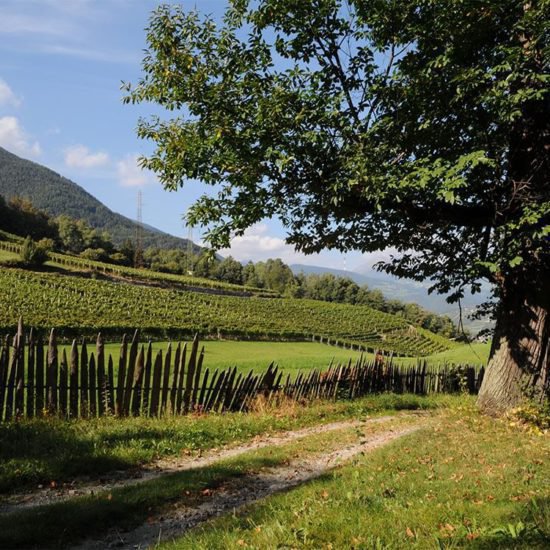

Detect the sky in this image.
[0,0,389,272]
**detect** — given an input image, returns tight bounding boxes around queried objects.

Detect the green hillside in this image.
[0,266,453,356]
[0,146,198,251]
[0,237,274,296]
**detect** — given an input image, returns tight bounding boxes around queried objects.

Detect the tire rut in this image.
[75,423,424,550]
[0,414,415,515]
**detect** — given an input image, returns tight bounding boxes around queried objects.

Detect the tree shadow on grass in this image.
[0,421,136,493]
[469,496,550,549]
[0,453,286,549]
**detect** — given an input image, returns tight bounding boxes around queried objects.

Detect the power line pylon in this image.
[134,190,144,269]
[186,223,194,275]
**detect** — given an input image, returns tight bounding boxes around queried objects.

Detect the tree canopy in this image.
[125,0,549,412]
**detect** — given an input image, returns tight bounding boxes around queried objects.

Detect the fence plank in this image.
[69,340,79,418]
[142,342,152,416]
[27,329,35,418]
[161,343,171,414]
[0,335,9,420]
[169,343,181,414]
[150,350,163,417]
[96,334,106,417]
[131,346,145,416]
[122,331,138,416]
[35,336,44,416]
[4,336,17,421]
[89,353,96,417]
[80,341,89,417]
[175,343,187,414]
[183,336,199,412]
[107,355,115,414]
[47,329,58,414]
[115,334,127,416]
[59,349,68,417]
[14,319,24,417]
[191,347,204,410]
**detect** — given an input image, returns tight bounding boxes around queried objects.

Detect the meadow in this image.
[93,340,489,377]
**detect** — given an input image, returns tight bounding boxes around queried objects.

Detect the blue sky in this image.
[0,0,389,271]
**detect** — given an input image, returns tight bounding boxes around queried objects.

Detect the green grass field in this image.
[423,341,491,365]
[95,339,490,374]
[55,340,488,383]
[98,340,364,376]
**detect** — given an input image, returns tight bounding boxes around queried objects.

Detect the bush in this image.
[109,252,129,265]
[19,236,50,267]
[79,248,108,262]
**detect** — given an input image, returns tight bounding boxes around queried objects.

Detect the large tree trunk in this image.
[477,270,549,415]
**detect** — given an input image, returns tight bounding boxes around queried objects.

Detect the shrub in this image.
[80,248,108,262]
[19,236,50,267]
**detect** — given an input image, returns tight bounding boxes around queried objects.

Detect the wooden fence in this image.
[0,320,484,422]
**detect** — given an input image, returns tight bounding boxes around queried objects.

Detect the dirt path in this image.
[0,414,414,515]
[75,423,422,550]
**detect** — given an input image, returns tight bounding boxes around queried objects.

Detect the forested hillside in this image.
[0,147,199,251]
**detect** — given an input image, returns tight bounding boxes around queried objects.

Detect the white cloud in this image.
[0,116,41,157]
[41,44,140,64]
[0,78,21,108]
[219,223,396,271]
[64,144,109,168]
[116,154,154,187]
[0,12,77,38]
[220,224,313,264]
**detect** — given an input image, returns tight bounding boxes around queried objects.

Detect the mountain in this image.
[0,147,201,252]
[290,263,494,333]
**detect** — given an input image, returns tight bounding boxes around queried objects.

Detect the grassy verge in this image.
[161,405,549,549]
[0,393,454,494]
[0,412,419,548]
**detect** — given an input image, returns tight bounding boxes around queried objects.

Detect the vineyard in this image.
[0,238,277,297]
[0,267,453,356]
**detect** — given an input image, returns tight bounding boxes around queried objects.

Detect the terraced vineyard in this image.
[0,238,276,297]
[0,267,452,356]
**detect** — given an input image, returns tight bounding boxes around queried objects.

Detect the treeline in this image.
[0,196,130,265]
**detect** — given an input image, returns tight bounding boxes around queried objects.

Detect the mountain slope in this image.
[0,147,200,251]
[291,263,493,333]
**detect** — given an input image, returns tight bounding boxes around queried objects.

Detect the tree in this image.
[20,236,50,267]
[243,261,263,288]
[125,1,549,414]
[261,259,295,293]
[214,255,244,284]
[1,197,58,241]
[56,215,86,254]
